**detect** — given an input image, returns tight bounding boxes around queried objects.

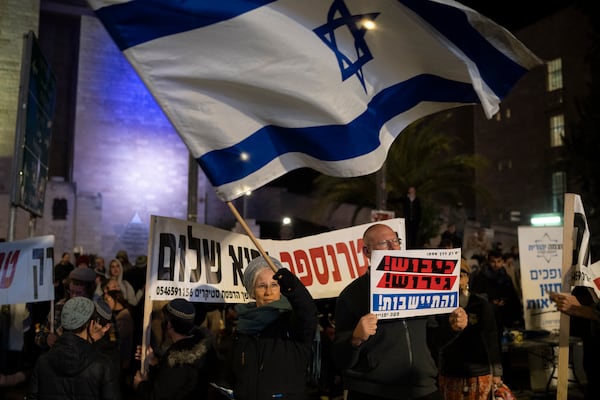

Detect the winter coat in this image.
[229,274,318,400]
[332,271,454,400]
[436,292,503,378]
[28,332,121,400]
[136,327,218,400]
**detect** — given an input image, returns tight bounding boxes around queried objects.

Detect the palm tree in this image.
[314,113,488,246]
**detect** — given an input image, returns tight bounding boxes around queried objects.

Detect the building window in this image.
[547,58,563,92]
[552,171,566,212]
[550,114,565,147]
[52,198,68,220]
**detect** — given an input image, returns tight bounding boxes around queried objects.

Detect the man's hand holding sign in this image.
[333,224,466,399]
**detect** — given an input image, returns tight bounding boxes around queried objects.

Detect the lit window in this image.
[550,114,565,147]
[547,58,563,92]
[551,171,566,212]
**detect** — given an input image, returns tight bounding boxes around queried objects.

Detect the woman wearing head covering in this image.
[106,258,139,306]
[228,255,318,400]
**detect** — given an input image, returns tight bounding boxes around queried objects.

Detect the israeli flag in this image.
[87,0,542,201]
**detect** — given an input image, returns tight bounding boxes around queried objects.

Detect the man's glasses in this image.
[367,238,401,249]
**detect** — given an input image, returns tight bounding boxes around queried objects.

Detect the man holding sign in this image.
[332,224,467,400]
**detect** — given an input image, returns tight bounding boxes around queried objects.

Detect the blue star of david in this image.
[314,0,380,92]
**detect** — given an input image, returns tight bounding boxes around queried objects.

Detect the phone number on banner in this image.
[154,284,250,302]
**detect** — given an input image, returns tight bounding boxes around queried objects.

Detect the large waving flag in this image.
[87,0,542,201]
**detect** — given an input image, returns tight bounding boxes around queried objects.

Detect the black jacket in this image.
[28,332,121,400]
[436,292,503,378]
[229,271,318,400]
[136,327,218,400]
[332,272,454,400]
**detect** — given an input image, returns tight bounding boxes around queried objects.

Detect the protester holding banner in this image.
[227,255,318,400]
[28,296,120,400]
[133,298,218,400]
[332,223,467,400]
[436,260,503,400]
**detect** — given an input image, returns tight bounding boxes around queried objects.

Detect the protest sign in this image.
[147,215,404,302]
[0,235,54,305]
[369,248,460,319]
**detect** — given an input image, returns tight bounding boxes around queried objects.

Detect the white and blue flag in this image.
[87,0,542,201]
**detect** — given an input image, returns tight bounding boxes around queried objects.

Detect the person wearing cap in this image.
[227,255,318,400]
[35,266,97,349]
[332,224,468,400]
[133,298,218,400]
[28,297,120,400]
[435,259,503,400]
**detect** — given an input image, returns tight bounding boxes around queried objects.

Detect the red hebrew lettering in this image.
[376,273,457,290]
[349,239,369,277]
[377,257,457,274]
[309,247,329,285]
[325,245,342,282]
[280,252,294,273]
[0,250,20,289]
[336,242,356,279]
[293,249,313,287]
[421,259,433,273]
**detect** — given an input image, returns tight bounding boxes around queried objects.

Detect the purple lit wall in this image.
[71,16,207,259]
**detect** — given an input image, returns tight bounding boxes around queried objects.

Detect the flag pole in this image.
[556,193,575,400]
[227,201,279,272]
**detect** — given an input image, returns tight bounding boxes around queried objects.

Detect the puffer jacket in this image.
[28,332,120,400]
[136,327,218,400]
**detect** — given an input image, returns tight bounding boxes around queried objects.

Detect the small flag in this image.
[87,0,542,201]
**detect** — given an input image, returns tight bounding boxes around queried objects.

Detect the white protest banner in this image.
[147,215,404,302]
[564,194,600,298]
[369,248,460,319]
[0,235,55,305]
[517,226,562,332]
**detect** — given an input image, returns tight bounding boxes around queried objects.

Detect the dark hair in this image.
[488,250,503,260]
[66,277,96,297]
[105,289,129,311]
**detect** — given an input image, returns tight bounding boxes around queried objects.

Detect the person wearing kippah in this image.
[133,298,218,400]
[226,255,318,400]
[28,297,120,400]
[35,266,97,350]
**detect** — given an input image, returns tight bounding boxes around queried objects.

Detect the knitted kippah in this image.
[62,297,94,330]
[165,298,195,321]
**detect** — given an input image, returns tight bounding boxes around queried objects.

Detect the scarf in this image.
[235,297,292,335]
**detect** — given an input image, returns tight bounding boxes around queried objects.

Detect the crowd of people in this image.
[1,221,597,400]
